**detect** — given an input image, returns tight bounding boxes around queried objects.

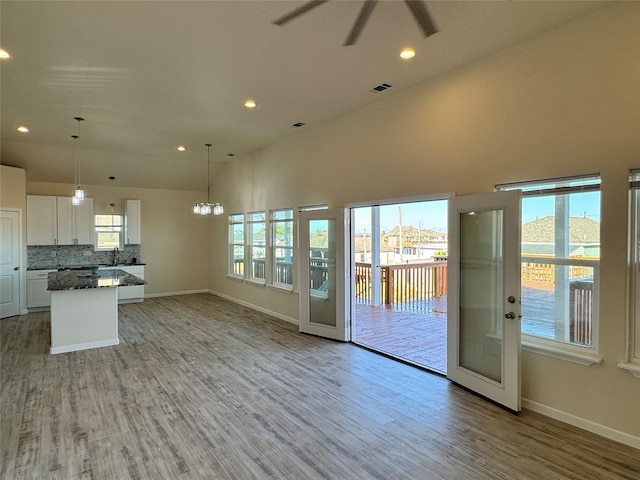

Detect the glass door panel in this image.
[299,209,349,341]
[448,191,521,411]
[459,210,503,383]
[308,219,337,327]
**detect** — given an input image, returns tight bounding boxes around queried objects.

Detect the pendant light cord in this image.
[206,143,212,205]
[74,117,84,189]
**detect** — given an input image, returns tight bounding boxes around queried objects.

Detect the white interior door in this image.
[447,191,522,411]
[0,210,22,318]
[298,208,350,341]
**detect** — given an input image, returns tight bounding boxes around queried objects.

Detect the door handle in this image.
[13,266,20,271]
[504,312,515,319]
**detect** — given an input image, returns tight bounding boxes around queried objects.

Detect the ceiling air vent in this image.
[370,82,392,93]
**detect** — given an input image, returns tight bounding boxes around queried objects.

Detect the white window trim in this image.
[94,214,124,251]
[269,208,295,291]
[522,338,602,366]
[228,213,244,280]
[498,173,602,360]
[267,283,294,293]
[621,170,640,378]
[247,211,266,283]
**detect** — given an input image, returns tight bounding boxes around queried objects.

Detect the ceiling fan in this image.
[273,0,438,46]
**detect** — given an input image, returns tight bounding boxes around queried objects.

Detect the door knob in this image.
[13,266,20,271]
[504,312,515,319]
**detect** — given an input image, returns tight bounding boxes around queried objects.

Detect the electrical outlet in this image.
[51,251,57,258]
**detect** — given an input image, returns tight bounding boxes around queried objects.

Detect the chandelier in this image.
[193,143,224,215]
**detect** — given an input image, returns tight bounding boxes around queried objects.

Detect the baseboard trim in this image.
[50,338,119,355]
[522,398,640,449]
[208,290,299,325]
[145,289,209,298]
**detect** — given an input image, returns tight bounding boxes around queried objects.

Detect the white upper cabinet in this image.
[27,196,57,245]
[27,195,94,246]
[74,198,94,245]
[125,199,141,244]
[56,197,75,245]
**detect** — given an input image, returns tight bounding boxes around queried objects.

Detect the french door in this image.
[447,191,522,411]
[298,208,350,341]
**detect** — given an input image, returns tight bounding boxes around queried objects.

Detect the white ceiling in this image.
[0,1,612,191]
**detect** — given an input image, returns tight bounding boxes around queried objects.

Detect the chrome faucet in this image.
[112,246,119,266]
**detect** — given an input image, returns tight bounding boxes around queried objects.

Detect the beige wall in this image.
[27,182,210,296]
[209,4,640,441]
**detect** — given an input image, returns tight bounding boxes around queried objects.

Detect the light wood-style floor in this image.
[2,293,638,479]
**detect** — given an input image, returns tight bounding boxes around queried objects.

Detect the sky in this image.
[352,191,601,235]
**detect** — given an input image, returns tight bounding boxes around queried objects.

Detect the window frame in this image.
[247,211,266,284]
[94,214,124,251]
[497,174,602,365]
[621,170,640,377]
[228,213,245,279]
[270,209,294,291]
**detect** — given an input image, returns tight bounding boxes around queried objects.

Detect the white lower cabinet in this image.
[100,265,145,303]
[27,270,56,309]
[28,266,144,310]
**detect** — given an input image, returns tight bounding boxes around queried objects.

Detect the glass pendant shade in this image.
[213,203,224,215]
[74,186,85,201]
[200,203,211,215]
[193,204,202,214]
[71,195,81,206]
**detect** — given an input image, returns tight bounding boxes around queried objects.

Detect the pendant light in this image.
[71,116,85,205]
[193,143,224,216]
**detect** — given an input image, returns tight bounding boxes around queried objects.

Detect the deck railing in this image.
[355,261,447,306]
[234,259,294,285]
[569,278,593,345]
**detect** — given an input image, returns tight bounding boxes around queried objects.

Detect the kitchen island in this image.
[48,268,147,355]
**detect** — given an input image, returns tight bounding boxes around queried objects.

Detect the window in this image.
[229,213,244,277]
[498,174,601,358]
[623,170,640,377]
[247,212,266,282]
[95,214,123,250]
[271,209,294,287]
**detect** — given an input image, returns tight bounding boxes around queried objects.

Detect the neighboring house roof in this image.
[522,216,599,244]
[385,226,447,241]
[354,236,395,254]
[522,243,601,257]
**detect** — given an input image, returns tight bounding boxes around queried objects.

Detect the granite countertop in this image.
[48,269,147,291]
[29,263,146,271]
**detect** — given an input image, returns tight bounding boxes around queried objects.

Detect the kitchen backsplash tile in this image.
[28,245,141,269]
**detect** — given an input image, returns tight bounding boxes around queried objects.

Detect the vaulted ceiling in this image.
[0,1,612,191]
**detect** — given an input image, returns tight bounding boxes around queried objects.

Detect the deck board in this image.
[353,286,562,373]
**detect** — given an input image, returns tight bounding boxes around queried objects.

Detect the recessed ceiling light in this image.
[227,153,236,157]
[0,49,10,60]
[177,145,186,152]
[108,176,116,181]
[292,122,306,128]
[400,48,415,60]
[244,99,257,109]
[17,125,29,133]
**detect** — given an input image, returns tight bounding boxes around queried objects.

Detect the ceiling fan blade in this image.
[273,0,329,27]
[343,0,378,46]
[404,0,438,37]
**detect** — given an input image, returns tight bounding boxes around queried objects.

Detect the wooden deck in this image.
[353,285,571,374]
[354,296,448,374]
